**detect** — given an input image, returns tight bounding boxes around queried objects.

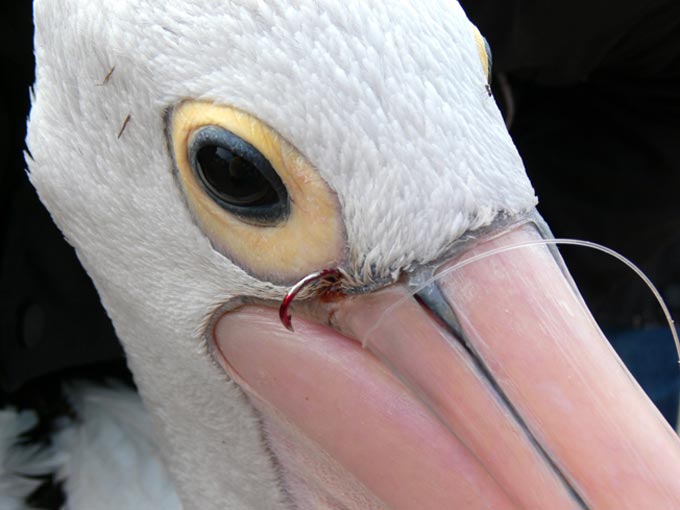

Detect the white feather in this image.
[52,384,181,510]
[1,385,181,509]
[0,409,50,510]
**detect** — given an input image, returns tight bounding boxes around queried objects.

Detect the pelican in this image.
[25,0,680,508]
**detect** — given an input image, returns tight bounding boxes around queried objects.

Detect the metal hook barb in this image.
[279,268,343,332]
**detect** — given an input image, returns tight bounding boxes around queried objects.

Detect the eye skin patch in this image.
[471,24,492,82]
[170,101,345,284]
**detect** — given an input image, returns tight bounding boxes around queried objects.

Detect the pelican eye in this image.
[189,126,288,224]
[170,101,345,283]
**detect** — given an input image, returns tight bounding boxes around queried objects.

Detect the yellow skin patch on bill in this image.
[171,101,345,284]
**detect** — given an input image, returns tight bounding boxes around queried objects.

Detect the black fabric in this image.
[461,0,680,328]
[463,0,680,86]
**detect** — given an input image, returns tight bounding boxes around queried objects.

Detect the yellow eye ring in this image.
[471,25,492,82]
[170,101,345,284]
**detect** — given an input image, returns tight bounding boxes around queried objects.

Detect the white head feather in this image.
[27,1,536,508]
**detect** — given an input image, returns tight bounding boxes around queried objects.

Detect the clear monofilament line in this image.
[367,238,680,364]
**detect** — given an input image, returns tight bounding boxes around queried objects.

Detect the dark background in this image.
[2,0,679,415]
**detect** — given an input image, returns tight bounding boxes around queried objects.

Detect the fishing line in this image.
[368,238,680,363]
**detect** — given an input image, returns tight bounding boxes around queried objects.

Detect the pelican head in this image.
[27,1,680,509]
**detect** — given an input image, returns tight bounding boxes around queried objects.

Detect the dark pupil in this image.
[196,145,278,206]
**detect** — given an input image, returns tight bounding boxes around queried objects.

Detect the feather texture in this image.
[1,384,181,510]
[0,409,46,510]
[52,384,182,510]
